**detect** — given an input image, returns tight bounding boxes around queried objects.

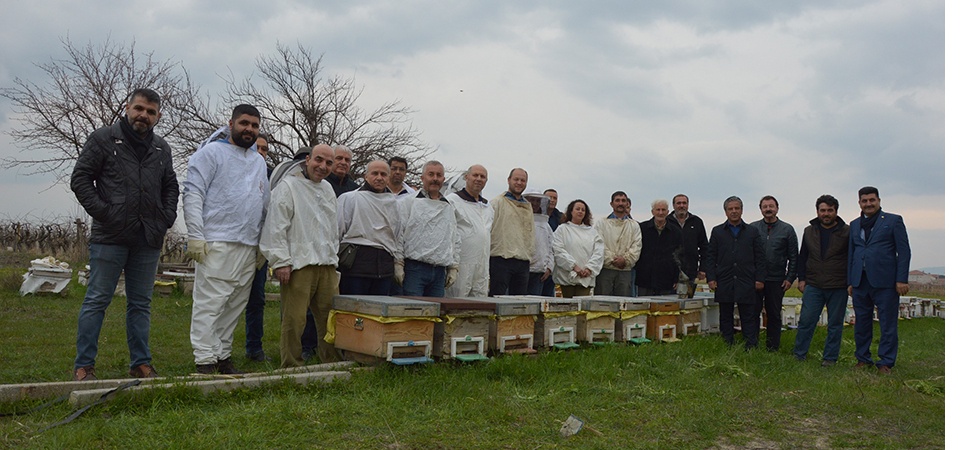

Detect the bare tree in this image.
[225,43,433,177]
[0,36,220,181]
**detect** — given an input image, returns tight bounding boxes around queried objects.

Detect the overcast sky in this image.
[0,1,946,270]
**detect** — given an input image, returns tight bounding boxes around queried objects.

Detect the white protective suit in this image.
[260,170,339,271]
[183,139,268,245]
[446,191,494,297]
[337,187,401,258]
[183,137,269,365]
[552,222,605,288]
[529,212,554,274]
[397,192,461,268]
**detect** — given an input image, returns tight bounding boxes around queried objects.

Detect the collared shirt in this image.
[504,191,528,203]
[724,220,744,238]
[456,188,488,204]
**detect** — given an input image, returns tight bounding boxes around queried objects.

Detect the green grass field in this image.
[0,252,944,449]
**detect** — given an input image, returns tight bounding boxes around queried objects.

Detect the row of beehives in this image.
[328,293,946,365]
[328,293,728,365]
[771,295,945,329]
[74,263,196,297]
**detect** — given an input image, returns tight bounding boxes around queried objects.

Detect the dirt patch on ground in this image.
[711,416,833,449]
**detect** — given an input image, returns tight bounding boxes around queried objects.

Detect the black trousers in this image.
[755,280,786,351]
[489,257,529,296]
[720,301,759,349]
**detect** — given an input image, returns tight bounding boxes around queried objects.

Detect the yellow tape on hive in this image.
[325,310,442,344]
[542,311,584,319]
[619,310,650,320]
[585,311,620,321]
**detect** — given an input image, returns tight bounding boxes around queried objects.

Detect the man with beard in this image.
[668,194,709,297]
[446,165,494,297]
[387,156,416,196]
[69,88,179,381]
[260,144,342,368]
[394,161,460,297]
[488,168,535,296]
[337,160,402,295]
[184,104,269,375]
[848,186,911,374]
[634,199,684,296]
[750,195,798,352]
[793,195,850,366]
[705,196,766,349]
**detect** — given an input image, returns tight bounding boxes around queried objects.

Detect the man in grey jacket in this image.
[69,88,179,381]
[750,195,798,352]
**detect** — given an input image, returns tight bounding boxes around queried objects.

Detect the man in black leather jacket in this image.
[69,88,179,381]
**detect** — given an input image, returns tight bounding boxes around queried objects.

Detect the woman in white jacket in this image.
[552,199,604,298]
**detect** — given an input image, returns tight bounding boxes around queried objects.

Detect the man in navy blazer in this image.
[847,186,911,374]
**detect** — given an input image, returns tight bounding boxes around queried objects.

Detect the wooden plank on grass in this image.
[0,361,356,402]
[68,370,351,407]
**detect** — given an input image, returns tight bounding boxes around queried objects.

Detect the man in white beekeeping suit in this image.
[183,104,269,375]
[446,164,494,297]
[260,144,342,368]
[394,160,461,297]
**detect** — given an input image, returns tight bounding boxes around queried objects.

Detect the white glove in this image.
[445,266,458,287]
[187,240,209,264]
[394,260,405,286]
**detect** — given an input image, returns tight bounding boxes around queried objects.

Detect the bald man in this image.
[260,144,342,367]
[336,160,402,295]
[446,164,494,297]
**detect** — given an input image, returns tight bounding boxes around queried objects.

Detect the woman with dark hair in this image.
[551,199,604,298]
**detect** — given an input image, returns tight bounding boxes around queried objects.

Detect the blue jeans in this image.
[541,274,556,297]
[75,243,160,369]
[527,272,546,298]
[792,286,848,361]
[245,262,268,355]
[402,259,447,297]
[852,273,900,368]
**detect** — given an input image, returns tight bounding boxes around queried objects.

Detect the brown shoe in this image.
[129,364,159,379]
[854,361,872,369]
[73,365,96,381]
[877,365,892,375]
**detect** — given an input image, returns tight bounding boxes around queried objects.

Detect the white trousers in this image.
[190,241,256,364]
[446,262,489,298]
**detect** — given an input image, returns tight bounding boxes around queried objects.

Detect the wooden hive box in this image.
[782,297,802,329]
[465,297,540,354]
[677,298,704,336]
[401,296,494,362]
[575,296,622,345]
[617,297,654,344]
[844,297,855,325]
[898,296,913,320]
[331,295,439,365]
[936,301,945,319]
[502,295,581,349]
[643,296,681,342]
[697,293,721,334]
